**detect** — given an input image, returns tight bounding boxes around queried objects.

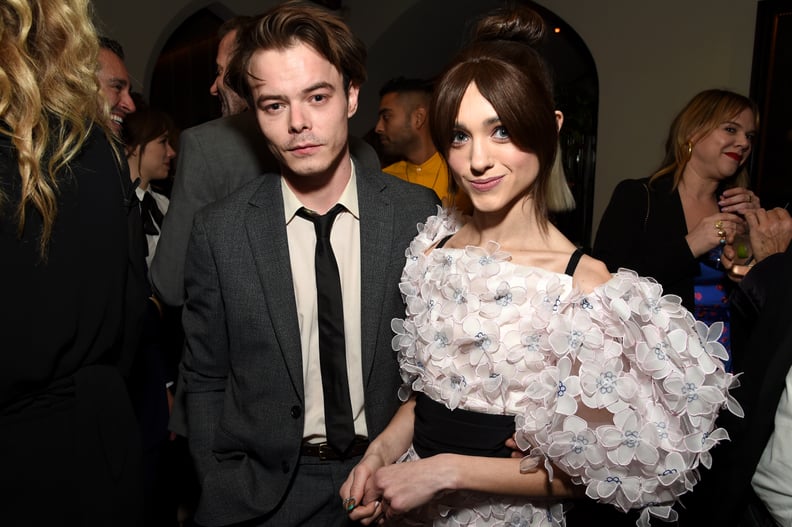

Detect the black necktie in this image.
[140,191,164,236]
[296,204,356,457]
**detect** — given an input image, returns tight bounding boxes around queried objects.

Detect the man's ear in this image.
[347,83,360,118]
[413,106,427,129]
[555,110,564,132]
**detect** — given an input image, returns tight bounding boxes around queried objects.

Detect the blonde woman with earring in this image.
[594,89,760,371]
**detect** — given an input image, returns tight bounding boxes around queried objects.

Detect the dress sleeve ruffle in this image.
[513,269,742,526]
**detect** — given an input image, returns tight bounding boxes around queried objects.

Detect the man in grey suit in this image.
[177,3,438,526]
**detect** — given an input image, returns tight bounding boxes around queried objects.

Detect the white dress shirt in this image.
[282,161,367,442]
[135,186,169,273]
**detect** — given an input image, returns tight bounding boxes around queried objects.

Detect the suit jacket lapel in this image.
[356,165,393,387]
[245,176,305,400]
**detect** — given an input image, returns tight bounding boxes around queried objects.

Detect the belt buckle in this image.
[318,442,334,461]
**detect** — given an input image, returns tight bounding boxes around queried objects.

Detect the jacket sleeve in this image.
[593,179,651,273]
[178,212,229,482]
[150,127,216,307]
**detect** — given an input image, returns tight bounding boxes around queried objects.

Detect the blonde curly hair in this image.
[0,0,112,256]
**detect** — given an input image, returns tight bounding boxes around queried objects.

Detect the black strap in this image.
[564,248,584,276]
[435,234,453,249]
[412,394,515,458]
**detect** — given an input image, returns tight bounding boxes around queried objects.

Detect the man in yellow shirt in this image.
[375,77,472,213]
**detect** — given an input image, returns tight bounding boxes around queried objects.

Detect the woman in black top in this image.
[594,90,760,369]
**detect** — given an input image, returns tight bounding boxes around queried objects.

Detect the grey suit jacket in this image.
[179,150,439,526]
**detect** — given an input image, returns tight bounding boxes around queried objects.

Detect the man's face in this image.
[97,48,136,135]
[248,42,358,182]
[210,30,248,116]
[375,92,418,157]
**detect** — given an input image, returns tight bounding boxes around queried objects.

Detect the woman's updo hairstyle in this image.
[431,5,568,225]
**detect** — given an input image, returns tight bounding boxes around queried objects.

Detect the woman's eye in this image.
[493,126,509,139]
[451,131,468,144]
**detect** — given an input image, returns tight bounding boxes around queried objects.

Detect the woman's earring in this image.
[685,141,693,157]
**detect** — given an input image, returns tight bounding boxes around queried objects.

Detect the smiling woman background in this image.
[593,89,760,370]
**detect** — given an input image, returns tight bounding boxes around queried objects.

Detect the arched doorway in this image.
[148,6,228,131]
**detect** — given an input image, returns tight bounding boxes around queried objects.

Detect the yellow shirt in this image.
[383,152,472,213]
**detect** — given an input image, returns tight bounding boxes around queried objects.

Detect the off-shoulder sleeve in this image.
[514,269,741,526]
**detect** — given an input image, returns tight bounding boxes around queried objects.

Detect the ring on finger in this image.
[343,497,356,512]
[717,229,725,238]
[720,237,726,245]
[715,220,724,229]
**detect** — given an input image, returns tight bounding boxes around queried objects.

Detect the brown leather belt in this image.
[301,438,369,461]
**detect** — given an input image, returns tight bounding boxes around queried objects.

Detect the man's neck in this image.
[405,142,437,166]
[283,152,353,215]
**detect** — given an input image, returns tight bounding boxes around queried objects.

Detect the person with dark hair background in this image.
[376,77,472,213]
[210,16,253,117]
[97,36,137,135]
[123,98,182,526]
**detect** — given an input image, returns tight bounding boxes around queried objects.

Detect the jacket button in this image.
[282,460,290,473]
[290,406,302,418]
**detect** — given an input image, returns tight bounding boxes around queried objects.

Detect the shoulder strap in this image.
[435,234,454,249]
[564,248,584,277]
[643,182,650,231]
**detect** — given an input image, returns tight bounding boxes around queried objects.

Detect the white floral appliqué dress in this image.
[391,210,742,527]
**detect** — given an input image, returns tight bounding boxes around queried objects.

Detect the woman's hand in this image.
[340,451,388,524]
[719,187,760,214]
[685,212,745,258]
[372,456,453,519]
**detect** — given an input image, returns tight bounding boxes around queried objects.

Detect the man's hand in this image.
[744,208,792,264]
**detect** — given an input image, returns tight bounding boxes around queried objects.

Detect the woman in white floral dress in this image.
[341,6,740,527]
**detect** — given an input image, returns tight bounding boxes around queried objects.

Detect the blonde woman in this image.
[0,0,142,524]
[594,90,760,371]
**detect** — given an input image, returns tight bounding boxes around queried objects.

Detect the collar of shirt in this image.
[134,185,148,201]
[282,159,360,224]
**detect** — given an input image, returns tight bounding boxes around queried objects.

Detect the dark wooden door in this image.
[750,0,792,209]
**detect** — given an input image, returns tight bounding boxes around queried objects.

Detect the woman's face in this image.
[445,82,540,214]
[688,107,756,181]
[136,132,175,183]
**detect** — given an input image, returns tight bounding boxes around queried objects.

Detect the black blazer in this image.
[679,243,792,524]
[593,175,702,310]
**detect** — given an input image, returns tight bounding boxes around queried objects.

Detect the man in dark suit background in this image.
[175,3,439,526]
[680,206,792,526]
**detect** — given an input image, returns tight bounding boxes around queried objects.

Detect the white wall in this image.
[91,0,759,236]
